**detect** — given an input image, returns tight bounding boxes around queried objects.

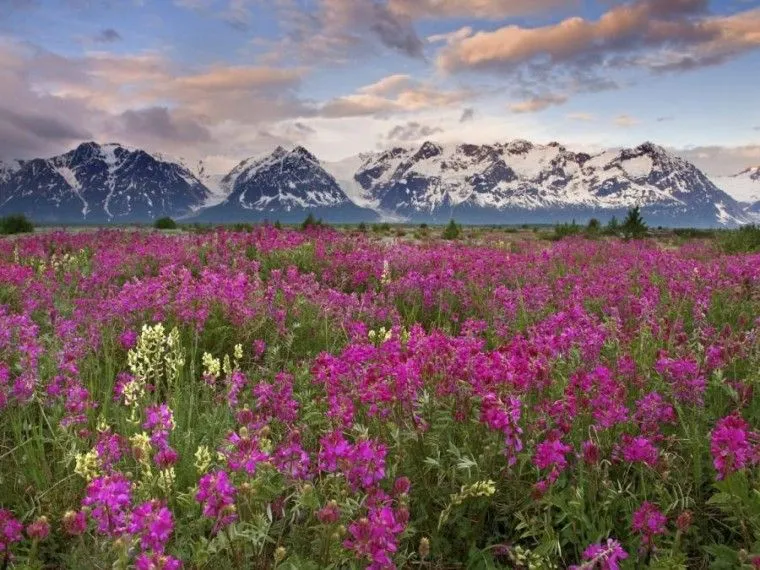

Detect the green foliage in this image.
[0,214,34,235]
[621,206,648,239]
[719,225,760,253]
[547,221,583,241]
[606,215,620,235]
[357,221,368,233]
[672,228,716,239]
[154,217,178,230]
[301,213,324,230]
[372,222,392,233]
[442,219,461,240]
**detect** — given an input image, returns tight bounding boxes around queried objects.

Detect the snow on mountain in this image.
[0,140,751,226]
[711,167,760,204]
[347,140,746,226]
[322,154,378,209]
[0,142,211,222]
[194,146,379,223]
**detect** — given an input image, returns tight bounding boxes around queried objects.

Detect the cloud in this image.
[113,106,212,144]
[0,37,313,163]
[435,0,760,82]
[509,93,567,113]
[674,144,760,175]
[321,75,470,118]
[166,66,303,93]
[389,0,572,20]
[263,0,425,62]
[459,107,475,122]
[567,112,595,121]
[386,121,443,142]
[615,114,639,127]
[0,108,87,140]
[428,27,474,45]
[94,28,122,43]
[358,74,413,96]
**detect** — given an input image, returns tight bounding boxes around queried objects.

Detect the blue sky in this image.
[0,0,759,174]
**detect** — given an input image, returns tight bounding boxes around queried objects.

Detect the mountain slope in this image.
[0,142,211,223]
[194,146,378,223]
[712,167,760,204]
[348,141,746,226]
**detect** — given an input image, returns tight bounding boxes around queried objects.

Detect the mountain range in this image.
[1,140,757,227]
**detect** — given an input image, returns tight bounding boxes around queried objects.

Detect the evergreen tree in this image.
[301,213,317,230]
[621,206,647,239]
[442,219,461,240]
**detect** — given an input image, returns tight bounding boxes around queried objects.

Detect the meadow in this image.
[1,226,760,569]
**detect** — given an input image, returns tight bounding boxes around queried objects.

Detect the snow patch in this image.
[619,155,653,179]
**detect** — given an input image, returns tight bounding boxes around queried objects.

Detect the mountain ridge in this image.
[0,140,754,227]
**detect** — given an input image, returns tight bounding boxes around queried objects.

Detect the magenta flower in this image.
[222,430,270,475]
[82,473,133,536]
[534,437,572,485]
[62,510,87,536]
[129,500,175,553]
[344,506,406,569]
[317,430,351,472]
[135,552,183,570]
[570,538,628,570]
[618,435,659,468]
[196,470,237,533]
[119,329,138,350]
[154,447,179,469]
[273,440,311,480]
[317,501,341,524]
[711,415,757,480]
[631,501,667,546]
[26,516,51,541]
[480,393,523,466]
[0,509,23,555]
[393,476,411,496]
[346,439,387,491]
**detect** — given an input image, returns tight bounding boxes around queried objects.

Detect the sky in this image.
[0,0,759,175]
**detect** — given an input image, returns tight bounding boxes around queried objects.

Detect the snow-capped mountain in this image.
[0,140,751,226]
[712,167,760,205]
[0,142,211,223]
[194,146,378,223]
[346,140,746,226]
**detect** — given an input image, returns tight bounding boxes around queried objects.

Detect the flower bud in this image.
[26,516,50,540]
[419,537,430,559]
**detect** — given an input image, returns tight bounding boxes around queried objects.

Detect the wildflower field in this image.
[2,227,760,569]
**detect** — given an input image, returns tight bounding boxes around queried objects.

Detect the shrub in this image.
[301,213,321,230]
[719,225,760,253]
[153,217,177,230]
[372,222,392,233]
[606,215,620,235]
[357,221,368,233]
[550,221,583,241]
[0,214,34,235]
[621,206,647,239]
[442,219,461,240]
